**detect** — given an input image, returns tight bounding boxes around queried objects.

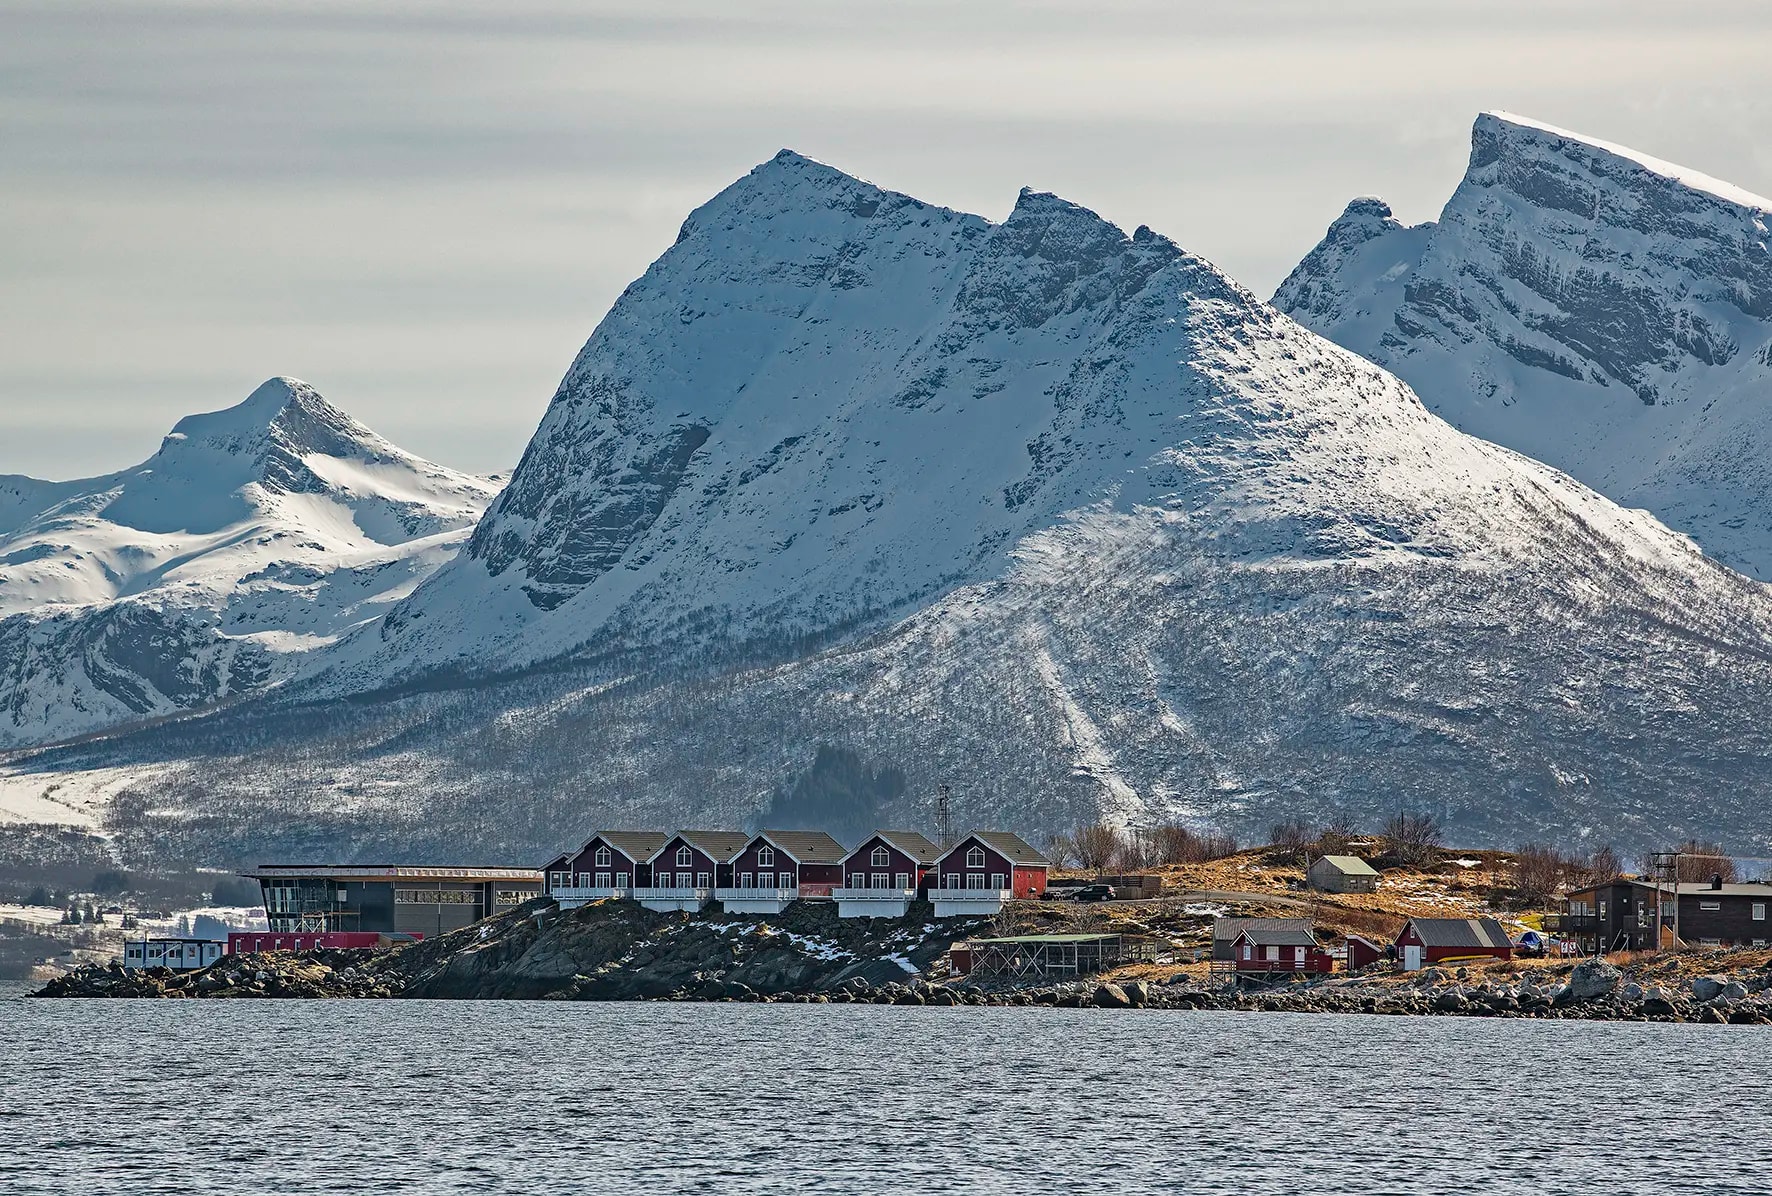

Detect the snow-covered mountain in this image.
[28,150,1772,861]
[1274,111,1772,579]
[0,378,500,746]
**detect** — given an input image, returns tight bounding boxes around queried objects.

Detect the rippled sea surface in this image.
[3,999,1770,1194]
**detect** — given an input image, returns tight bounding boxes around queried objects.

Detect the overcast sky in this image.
[5,0,1771,479]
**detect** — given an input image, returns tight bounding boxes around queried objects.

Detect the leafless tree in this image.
[1512,843,1563,905]
[1072,821,1124,873]
[1268,819,1312,864]
[1382,810,1442,866]
[1315,813,1359,856]
[1664,839,1738,884]
[1566,844,1622,889]
[1042,831,1078,870]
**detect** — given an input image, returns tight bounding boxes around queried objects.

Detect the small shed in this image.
[1307,855,1380,894]
[1344,934,1387,971]
[1396,916,1513,970]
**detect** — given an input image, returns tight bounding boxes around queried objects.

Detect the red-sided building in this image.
[842,831,940,892]
[1396,917,1513,970]
[572,832,668,888]
[719,831,847,913]
[833,830,943,918]
[640,831,750,911]
[930,831,1049,917]
[1229,924,1334,976]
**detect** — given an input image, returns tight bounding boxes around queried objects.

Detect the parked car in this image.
[1070,884,1116,902]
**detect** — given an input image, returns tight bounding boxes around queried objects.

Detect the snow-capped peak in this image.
[0,379,502,747]
[1481,110,1772,213]
[1275,111,1772,579]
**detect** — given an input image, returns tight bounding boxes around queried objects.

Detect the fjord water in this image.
[3,1002,1767,1194]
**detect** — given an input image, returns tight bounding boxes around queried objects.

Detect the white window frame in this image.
[757,846,775,868]
[1754,903,1766,921]
[676,846,693,867]
[740,872,754,889]
[871,846,891,867]
[872,872,890,889]
[778,871,794,890]
[965,846,986,869]
[1701,900,1722,911]
[849,873,864,889]
[594,846,612,867]
[696,872,711,888]
[895,872,910,889]
[990,872,1008,890]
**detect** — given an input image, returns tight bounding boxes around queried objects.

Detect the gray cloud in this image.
[4,0,1770,478]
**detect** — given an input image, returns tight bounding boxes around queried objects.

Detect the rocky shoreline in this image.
[31,899,1772,1024]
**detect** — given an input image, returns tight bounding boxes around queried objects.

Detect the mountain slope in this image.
[28,153,1772,860]
[1275,111,1772,579]
[0,378,500,746]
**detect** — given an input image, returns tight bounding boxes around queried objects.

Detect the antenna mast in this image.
[934,784,955,850]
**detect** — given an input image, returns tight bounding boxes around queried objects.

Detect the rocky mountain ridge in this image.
[1275,110,1772,579]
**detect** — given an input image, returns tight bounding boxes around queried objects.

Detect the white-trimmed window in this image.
[778,871,794,890]
[871,846,891,867]
[615,872,629,889]
[849,873,864,889]
[740,872,754,889]
[757,846,775,868]
[1701,900,1722,911]
[594,846,611,867]
[965,846,986,869]
[872,873,890,889]
[1241,942,1252,961]
[595,872,612,888]
[577,872,593,888]
[967,873,986,890]
[1754,903,1766,921]
[676,846,693,867]
[990,873,1008,890]
[944,873,960,889]
[696,872,711,888]
[895,873,910,889]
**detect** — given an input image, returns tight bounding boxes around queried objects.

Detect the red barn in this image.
[835,830,942,918]
[1396,917,1513,970]
[930,831,1049,917]
[639,831,749,911]
[1230,924,1333,976]
[719,831,847,913]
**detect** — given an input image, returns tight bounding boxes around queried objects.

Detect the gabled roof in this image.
[541,852,572,872]
[648,831,751,863]
[1232,924,1319,948]
[1403,916,1512,950]
[941,830,1048,867]
[752,830,846,865]
[583,831,669,862]
[1213,916,1311,943]
[1312,855,1379,877]
[862,830,942,864]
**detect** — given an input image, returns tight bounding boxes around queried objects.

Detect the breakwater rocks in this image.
[33,901,1772,1024]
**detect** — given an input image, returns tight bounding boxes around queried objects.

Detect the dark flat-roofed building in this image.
[1562,876,1772,953]
[245,864,543,938]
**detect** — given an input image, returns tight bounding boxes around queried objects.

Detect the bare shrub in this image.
[1315,813,1359,856]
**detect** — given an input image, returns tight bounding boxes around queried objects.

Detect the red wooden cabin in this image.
[1395,917,1513,970]
[1230,924,1333,975]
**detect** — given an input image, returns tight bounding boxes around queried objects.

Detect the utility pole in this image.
[934,784,955,851]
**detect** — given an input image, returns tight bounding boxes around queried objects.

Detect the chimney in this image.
[1711,874,1724,890]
